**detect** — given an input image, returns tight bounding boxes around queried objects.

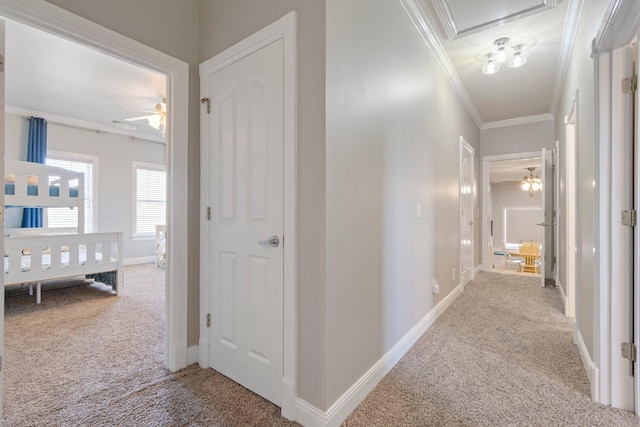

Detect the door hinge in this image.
[621,209,637,227]
[622,342,637,362]
[0,55,4,73]
[206,313,211,328]
[622,74,637,93]
[207,207,211,221]
[200,97,211,114]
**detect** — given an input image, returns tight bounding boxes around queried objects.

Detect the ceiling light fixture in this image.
[521,167,541,197]
[482,38,528,75]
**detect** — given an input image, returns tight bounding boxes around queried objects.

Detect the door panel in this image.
[204,39,284,406]
[0,18,5,418]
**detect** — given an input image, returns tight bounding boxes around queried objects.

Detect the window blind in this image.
[45,157,93,233]
[135,167,166,236]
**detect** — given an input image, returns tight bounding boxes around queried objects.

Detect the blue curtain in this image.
[21,117,47,228]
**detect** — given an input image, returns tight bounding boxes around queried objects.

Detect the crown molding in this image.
[431,0,558,40]
[593,0,640,54]
[400,0,483,128]
[550,0,584,117]
[5,105,166,144]
[481,113,554,130]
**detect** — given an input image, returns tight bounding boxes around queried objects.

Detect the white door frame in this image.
[459,137,475,285]
[564,99,577,319]
[593,0,640,410]
[481,150,542,272]
[0,0,190,372]
[198,12,297,419]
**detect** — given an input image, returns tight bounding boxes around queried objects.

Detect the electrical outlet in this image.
[451,267,456,280]
[416,202,422,218]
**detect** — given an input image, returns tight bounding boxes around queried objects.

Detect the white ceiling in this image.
[419,0,572,124]
[5,19,167,143]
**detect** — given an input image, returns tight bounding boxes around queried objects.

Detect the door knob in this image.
[258,235,280,248]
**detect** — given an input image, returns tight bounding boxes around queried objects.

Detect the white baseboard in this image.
[295,283,464,427]
[474,264,483,276]
[124,256,156,266]
[557,280,569,314]
[576,327,599,401]
[187,345,199,365]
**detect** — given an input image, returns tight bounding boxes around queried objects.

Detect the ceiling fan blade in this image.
[124,114,156,122]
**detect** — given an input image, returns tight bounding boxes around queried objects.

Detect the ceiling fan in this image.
[122,98,166,135]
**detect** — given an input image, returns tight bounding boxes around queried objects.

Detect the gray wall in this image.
[480,119,555,158]
[5,113,165,260]
[491,182,542,247]
[326,0,480,406]
[554,0,610,368]
[45,0,202,350]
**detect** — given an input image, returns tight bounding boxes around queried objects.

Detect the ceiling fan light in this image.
[482,57,499,75]
[521,182,530,191]
[532,181,541,191]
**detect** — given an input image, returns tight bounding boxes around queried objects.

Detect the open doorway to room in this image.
[1,17,171,424]
[483,155,546,277]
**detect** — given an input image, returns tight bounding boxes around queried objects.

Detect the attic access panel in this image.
[431,0,557,40]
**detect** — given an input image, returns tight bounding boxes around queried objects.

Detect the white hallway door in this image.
[202,39,284,406]
[460,138,474,286]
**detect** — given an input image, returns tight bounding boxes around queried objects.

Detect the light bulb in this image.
[532,182,541,191]
[508,46,527,68]
[521,182,530,191]
[482,56,499,75]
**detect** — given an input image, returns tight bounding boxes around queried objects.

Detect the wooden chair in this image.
[519,245,539,273]
[502,242,521,270]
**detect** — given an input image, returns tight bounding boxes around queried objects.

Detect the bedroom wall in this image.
[326,0,480,408]
[5,112,166,261]
[44,0,201,347]
[491,182,542,247]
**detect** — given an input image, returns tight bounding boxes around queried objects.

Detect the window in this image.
[133,162,166,238]
[45,153,96,233]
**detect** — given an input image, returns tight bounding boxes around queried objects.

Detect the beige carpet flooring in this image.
[4,267,640,426]
[3,264,297,426]
[344,272,640,426]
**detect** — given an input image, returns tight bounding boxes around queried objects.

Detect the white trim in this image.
[557,279,569,315]
[198,11,297,419]
[481,113,554,130]
[5,105,166,144]
[186,345,199,366]
[564,96,577,320]
[593,0,640,54]
[0,0,190,373]
[431,0,557,40]
[123,256,155,266]
[549,0,584,117]
[576,327,600,401]
[295,398,328,427]
[596,52,612,406]
[296,283,464,427]
[474,264,483,277]
[459,137,475,288]
[399,0,483,128]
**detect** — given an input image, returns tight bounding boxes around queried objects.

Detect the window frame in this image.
[45,150,98,233]
[132,161,167,240]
